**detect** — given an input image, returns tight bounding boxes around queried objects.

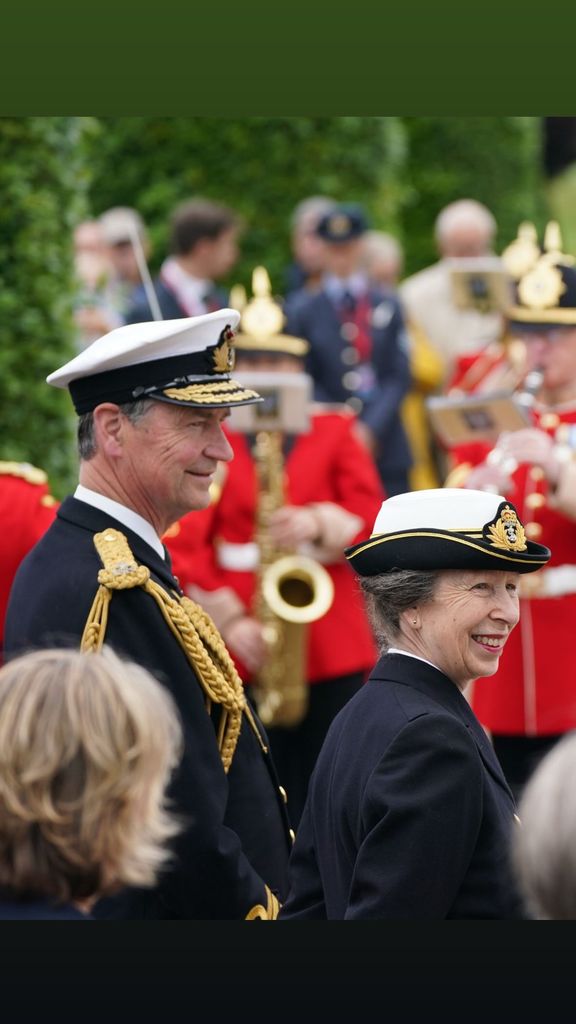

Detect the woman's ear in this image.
[402,607,421,630]
[92,403,125,457]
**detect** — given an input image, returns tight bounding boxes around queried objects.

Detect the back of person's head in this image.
[361,231,404,287]
[0,646,182,906]
[513,732,576,919]
[290,196,337,236]
[170,198,240,256]
[99,207,149,248]
[434,199,497,258]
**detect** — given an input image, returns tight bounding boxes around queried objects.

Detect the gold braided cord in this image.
[81,586,112,653]
[82,529,266,772]
[245,886,281,920]
[162,383,260,403]
[245,903,268,920]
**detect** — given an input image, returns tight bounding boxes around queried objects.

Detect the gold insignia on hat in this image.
[240,267,285,341]
[542,221,575,265]
[518,261,566,310]
[233,267,309,357]
[501,222,540,280]
[486,504,527,552]
[328,213,351,237]
[212,325,236,373]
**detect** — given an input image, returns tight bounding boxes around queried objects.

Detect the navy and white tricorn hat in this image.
[345,488,551,576]
[47,309,263,413]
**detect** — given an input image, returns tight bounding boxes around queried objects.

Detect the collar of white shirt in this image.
[386,647,442,672]
[74,485,166,560]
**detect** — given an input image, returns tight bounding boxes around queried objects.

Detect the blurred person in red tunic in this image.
[0,461,58,660]
[443,223,576,797]
[165,271,384,824]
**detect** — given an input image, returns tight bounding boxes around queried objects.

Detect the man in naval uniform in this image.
[284,203,412,496]
[4,310,292,919]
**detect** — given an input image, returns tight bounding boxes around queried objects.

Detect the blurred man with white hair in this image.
[400,199,505,385]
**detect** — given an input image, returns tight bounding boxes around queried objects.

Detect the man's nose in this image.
[206,424,234,462]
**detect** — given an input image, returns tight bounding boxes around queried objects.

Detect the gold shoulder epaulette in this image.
[93,529,150,590]
[0,460,47,485]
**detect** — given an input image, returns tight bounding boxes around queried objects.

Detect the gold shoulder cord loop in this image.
[81,529,267,772]
[245,886,281,920]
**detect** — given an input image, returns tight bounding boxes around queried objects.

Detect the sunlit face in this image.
[120,402,233,530]
[416,570,520,690]
[519,327,576,398]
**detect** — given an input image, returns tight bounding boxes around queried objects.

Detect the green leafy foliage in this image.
[0,118,94,496]
[85,117,406,291]
[400,117,548,275]
[1,117,547,500]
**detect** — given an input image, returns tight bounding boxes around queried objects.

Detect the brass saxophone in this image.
[251,429,334,728]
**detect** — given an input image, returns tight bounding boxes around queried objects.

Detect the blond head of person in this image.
[513,731,576,919]
[0,646,182,915]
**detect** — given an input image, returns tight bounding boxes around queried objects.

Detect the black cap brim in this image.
[345,529,551,577]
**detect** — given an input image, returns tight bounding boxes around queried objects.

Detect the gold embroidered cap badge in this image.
[486,504,527,552]
[212,326,236,373]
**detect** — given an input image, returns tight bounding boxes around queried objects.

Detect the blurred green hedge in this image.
[400,117,547,275]
[85,116,406,291]
[0,118,95,496]
[0,116,548,497]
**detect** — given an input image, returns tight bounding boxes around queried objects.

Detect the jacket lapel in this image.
[372,654,516,805]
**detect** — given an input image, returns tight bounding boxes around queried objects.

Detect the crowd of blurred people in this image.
[3,187,576,919]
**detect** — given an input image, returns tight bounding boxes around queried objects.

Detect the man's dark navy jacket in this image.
[280,652,522,919]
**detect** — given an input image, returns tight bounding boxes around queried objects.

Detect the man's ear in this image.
[92,403,125,457]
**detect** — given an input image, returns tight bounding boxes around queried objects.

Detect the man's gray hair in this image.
[513,732,576,919]
[77,398,156,460]
[290,196,336,233]
[359,569,440,651]
[434,199,496,248]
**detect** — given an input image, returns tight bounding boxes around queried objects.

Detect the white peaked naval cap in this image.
[345,488,551,576]
[47,309,262,413]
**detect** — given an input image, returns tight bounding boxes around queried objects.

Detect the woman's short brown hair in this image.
[0,646,182,905]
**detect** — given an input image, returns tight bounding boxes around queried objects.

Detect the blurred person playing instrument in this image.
[446,223,576,797]
[400,199,506,389]
[165,269,384,825]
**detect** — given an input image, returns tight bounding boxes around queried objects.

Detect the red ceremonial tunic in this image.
[449,403,576,736]
[0,465,58,655]
[166,411,383,683]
